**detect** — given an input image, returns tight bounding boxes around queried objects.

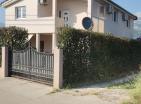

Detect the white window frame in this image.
[15,6,26,19]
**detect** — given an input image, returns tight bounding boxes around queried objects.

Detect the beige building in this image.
[0,0,138,88]
[1,0,137,53]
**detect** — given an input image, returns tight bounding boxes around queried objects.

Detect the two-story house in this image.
[0,0,137,53]
[0,0,138,88]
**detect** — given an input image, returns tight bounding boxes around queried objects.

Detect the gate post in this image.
[0,46,9,78]
[53,48,63,89]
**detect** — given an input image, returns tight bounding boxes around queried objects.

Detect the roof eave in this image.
[104,0,138,20]
[1,0,138,20]
[0,0,19,8]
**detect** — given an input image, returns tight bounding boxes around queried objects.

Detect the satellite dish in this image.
[82,17,93,30]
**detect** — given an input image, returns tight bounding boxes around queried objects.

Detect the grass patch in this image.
[109,73,141,104]
[126,74,141,104]
[108,80,136,89]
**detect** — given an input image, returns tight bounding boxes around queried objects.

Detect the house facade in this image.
[1,0,137,53]
[0,0,138,88]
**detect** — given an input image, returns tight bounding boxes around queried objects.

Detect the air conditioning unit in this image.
[39,0,48,5]
[107,5,113,14]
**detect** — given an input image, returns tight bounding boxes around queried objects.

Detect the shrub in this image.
[0,26,28,50]
[58,28,141,86]
[0,26,28,67]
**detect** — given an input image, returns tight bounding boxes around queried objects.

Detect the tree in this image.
[0,26,28,50]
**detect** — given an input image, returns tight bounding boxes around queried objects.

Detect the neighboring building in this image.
[0,0,137,53]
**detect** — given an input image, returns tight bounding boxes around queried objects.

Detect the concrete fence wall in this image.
[0,47,2,72]
[0,47,1,67]
[0,46,63,89]
[0,46,9,78]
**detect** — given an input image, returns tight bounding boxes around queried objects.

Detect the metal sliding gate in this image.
[9,47,54,85]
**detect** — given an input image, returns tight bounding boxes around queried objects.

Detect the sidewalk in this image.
[0,77,129,104]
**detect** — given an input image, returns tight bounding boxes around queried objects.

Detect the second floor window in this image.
[113,11,118,22]
[126,19,130,28]
[15,6,26,19]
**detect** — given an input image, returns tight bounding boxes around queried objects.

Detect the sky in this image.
[0,0,141,24]
[113,0,141,13]
[0,0,5,25]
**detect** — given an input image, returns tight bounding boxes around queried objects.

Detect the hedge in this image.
[0,26,28,50]
[0,26,28,67]
[58,28,141,86]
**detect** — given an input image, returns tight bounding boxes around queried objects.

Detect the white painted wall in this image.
[57,0,87,29]
[4,0,135,38]
[104,10,134,38]
[38,0,52,17]
[91,0,134,39]
[5,0,55,33]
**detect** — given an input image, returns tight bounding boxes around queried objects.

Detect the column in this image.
[36,33,40,52]
[52,0,63,89]
[53,48,63,89]
[52,0,57,18]
[0,46,8,78]
[52,0,57,51]
[88,0,93,18]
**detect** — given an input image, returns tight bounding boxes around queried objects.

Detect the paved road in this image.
[0,77,129,104]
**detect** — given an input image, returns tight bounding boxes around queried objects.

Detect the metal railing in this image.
[10,46,54,85]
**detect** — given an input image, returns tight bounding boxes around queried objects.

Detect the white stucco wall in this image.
[5,0,38,21]
[38,0,52,17]
[91,0,134,39]
[91,0,105,33]
[4,0,135,38]
[5,0,55,33]
[104,10,134,39]
[57,0,87,29]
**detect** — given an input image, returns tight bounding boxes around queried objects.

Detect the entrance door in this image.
[63,10,70,27]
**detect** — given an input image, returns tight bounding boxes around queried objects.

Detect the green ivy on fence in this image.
[58,28,141,86]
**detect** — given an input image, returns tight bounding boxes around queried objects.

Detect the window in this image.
[113,11,118,22]
[99,5,104,17]
[15,6,26,19]
[122,13,126,21]
[126,19,130,28]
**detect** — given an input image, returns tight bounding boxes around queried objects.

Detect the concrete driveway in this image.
[0,77,53,104]
[0,77,129,104]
